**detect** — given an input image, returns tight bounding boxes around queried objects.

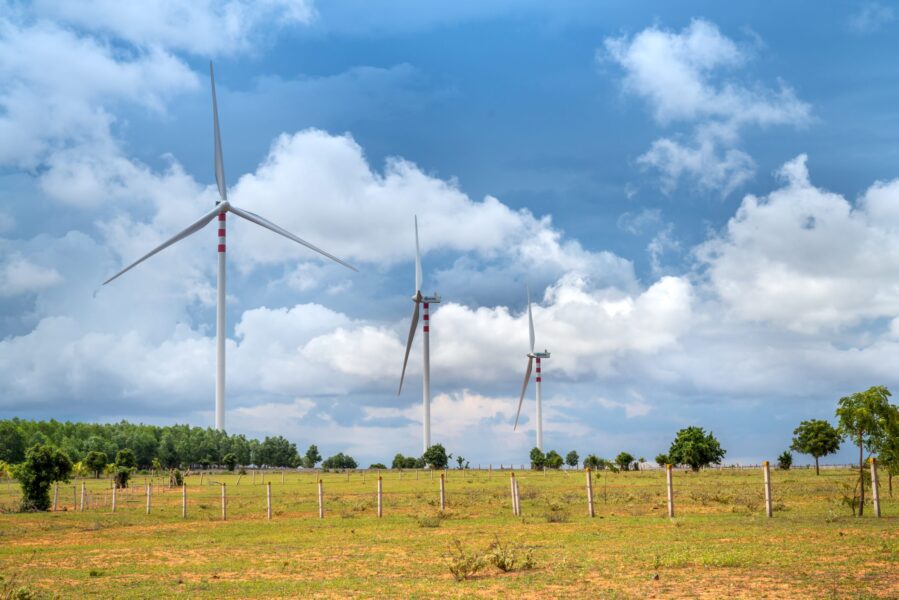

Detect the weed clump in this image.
[446,540,485,581]
[417,514,441,528]
[544,501,569,523]
[485,536,535,572]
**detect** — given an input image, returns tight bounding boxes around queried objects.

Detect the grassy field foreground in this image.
[0,467,897,598]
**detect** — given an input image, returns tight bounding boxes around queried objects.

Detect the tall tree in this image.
[615,452,635,472]
[565,451,579,469]
[529,447,546,470]
[14,444,72,511]
[305,444,322,468]
[422,444,449,470]
[667,427,726,472]
[791,419,842,475]
[83,451,108,478]
[0,421,25,463]
[836,386,894,517]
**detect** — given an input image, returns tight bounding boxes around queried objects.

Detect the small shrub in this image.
[445,540,485,581]
[544,500,569,523]
[88,569,102,577]
[417,515,441,528]
[485,535,535,572]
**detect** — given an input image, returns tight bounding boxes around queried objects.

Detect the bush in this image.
[445,540,485,581]
[170,469,184,487]
[417,514,442,528]
[14,444,72,511]
[369,463,387,470]
[583,454,602,470]
[485,535,535,572]
[777,451,793,470]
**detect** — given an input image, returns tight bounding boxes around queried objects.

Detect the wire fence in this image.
[0,466,894,521]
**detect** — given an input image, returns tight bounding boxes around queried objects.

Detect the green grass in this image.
[0,468,896,598]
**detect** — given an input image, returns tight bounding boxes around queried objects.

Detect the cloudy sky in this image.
[2,0,899,466]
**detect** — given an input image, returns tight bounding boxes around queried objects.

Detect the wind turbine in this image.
[398,216,441,453]
[513,287,550,450]
[101,62,355,431]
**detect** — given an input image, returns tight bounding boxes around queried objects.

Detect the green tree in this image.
[422,444,449,470]
[655,453,669,467]
[304,444,322,468]
[321,453,357,469]
[392,453,407,469]
[369,463,387,469]
[83,450,108,478]
[529,447,546,470]
[257,436,301,467]
[878,413,899,497]
[565,451,579,469]
[14,444,72,511]
[0,421,26,463]
[777,451,793,470]
[583,454,602,470]
[615,452,635,472]
[667,427,726,472]
[836,386,895,517]
[222,452,237,472]
[115,448,136,469]
[791,419,842,475]
[545,450,564,469]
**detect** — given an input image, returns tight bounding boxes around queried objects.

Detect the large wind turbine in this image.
[513,287,551,450]
[398,216,441,453]
[102,62,355,431]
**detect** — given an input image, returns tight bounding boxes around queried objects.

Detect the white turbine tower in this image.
[513,287,550,450]
[398,216,440,453]
[102,62,355,431]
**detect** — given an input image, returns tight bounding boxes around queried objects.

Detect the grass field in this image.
[0,467,897,598]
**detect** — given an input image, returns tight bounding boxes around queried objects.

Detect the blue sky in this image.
[2,0,899,466]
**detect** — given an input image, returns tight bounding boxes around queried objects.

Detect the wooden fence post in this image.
[80,482,85,512]
[666,464,675,518]
[318,479,324,519]
[267,481,272,520]
[585,468,595,517]
[111,483,116,513]
[763,461,773,518]
[221,483,227,521]
[515,477,522,516]
[182,483,187,518]
[377,476,383,518]
[439,473,446,511]
[53,483,59,511]
[510,472,519,516]
[146,483,151,515]
[870,457,881,518]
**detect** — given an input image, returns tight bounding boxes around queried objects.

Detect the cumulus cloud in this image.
[697,154,899,332]
[0,254,63,296]
[603,19,810,195]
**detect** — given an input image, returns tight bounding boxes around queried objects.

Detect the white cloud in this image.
[697,154,899,332]
[0,254,63,296]
[32,0,316,55]
[597,393,652,418]
[603,19,810,195]
[0,18,197,172]
[848,2,895,34]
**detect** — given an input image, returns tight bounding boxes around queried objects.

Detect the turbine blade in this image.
[414,215,422,293]
[210,62,227,202]
[228,204,356,271]
[102,205,222,286]
[527,286,535,354]
[513,356,534,431]
[398,300,420,394]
